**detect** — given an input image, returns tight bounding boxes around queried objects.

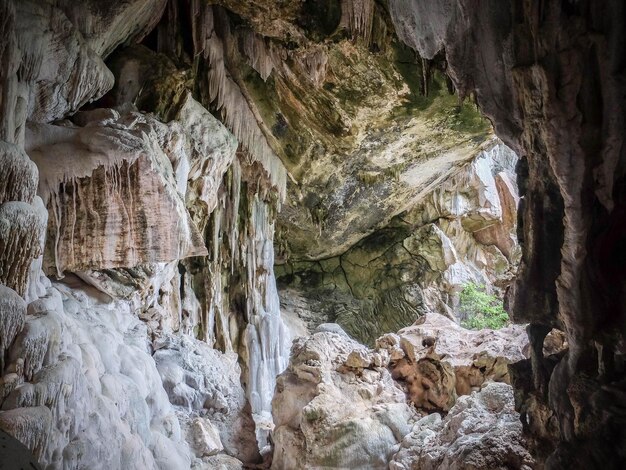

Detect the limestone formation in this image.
[271,321,534,470]
[27,109,210,276]
[1,279,193,469]
[385,313,528,412]
[54,0,167,58]
[1,0,619,468]
[390,382,534,470]
[11,1,113,124]
[0,142,38,205]
[0,406,52,463]
[0,202,47,296]
[0,285,26,373]
[153,334,260,464]
[272,331,417,469]
[277,141,519,344]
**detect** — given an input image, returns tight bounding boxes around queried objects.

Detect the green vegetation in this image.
[459,283,509,330]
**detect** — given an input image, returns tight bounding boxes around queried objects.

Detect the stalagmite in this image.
[0,285,26,372]
[0,202,46,296]
[0,142,38,205]
[24,197,50,303]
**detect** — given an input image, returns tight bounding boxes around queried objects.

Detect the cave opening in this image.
[0,0,625,469]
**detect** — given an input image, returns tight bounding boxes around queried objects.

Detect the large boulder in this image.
[271,331,417,469]
[381,312,529,412]
[390,382,534,470]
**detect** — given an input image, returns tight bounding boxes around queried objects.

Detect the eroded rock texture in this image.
[27,107,211,275]
[389,0,626,466]
[272,323,532,470]
[272,330,417,469]
[385,312,528,412]
[390,382,534,470]
[149,0,493,259]
[278,141,519,344]
[153,334,259,463]
[2,0,602,467]
[1,280,193,469]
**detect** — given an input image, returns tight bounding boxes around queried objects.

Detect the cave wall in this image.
[0,0,289,466]
[389,0,626,466]
[0,0,598,467]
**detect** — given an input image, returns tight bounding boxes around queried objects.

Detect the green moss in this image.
[303,405,325,422]
[387,40,490,138]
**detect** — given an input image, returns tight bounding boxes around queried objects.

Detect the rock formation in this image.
[384,313,528,412]
[272,329,417,469]
[278,140,520,344]
[388,0,626,466]
[0,0,620,468]
[390,382,534,470]
[272,319,531,470]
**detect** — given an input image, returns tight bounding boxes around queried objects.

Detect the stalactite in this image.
[242,30,275,82]
[341,0,375,43]
[196,154,290,449]
[228,158,242,274]
[191,4,287,200]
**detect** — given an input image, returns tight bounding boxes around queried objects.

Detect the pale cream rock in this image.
[390,383,534,470]
[272,331,417,470]
[190,418,223,457]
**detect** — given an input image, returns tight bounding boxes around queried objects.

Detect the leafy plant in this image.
[459,283,509,330]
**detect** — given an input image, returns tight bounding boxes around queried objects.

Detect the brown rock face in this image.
[27,112,208,276]
[473,171,519,260]
[390,0,626,466]
[382,313,529,413]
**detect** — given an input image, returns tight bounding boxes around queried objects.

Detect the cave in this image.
[0,0,624,469]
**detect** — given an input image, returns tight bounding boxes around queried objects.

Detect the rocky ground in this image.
[271,315,535,469]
